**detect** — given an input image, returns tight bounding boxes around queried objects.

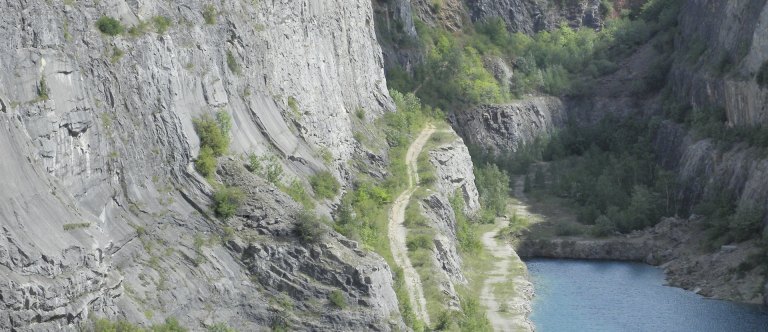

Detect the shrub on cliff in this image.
[193,112,230,157]
[310,171,340,199]
[195,146,216,177]
[96,16,124,36]
[295,209,327,243]
[213,186,244,219]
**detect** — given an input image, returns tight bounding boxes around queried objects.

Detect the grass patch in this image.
[309,171,340,200]
[329,290,347,309]
[283,180,315,209]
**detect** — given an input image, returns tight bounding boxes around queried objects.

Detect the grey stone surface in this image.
[465,0,603,34]
[0,0,402,330]
[669,0,768,127]
[454,97,566,155]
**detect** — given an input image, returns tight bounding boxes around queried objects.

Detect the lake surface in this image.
[525,259,768,332]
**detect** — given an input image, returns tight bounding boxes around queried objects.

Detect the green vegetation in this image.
[310,171,340,199]
[202,5,218,25]
[287,97,300,116]
[193,111,231,177]
[206,323,236,332]
[247,153,284,184]
[195,147,217,178]
[128,20,150,37]
[96,16,124,36]
[91,317,186,332]
[194,112,231,156]
[295,209,327,243]
[451,193,482,253]
[475,164,510,220]
[328,290,347,309]
[63,222,90,231]
[110,47,124,63]
[153,16,173,34]
[284,180,314,209]
[226,51,241,75]
[212,186,244,219]
[37,76,49,100]
[387,0,683,111]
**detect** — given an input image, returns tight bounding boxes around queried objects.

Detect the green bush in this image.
[195,146,217,177]
[202,5,218,25]
[407,234,432,251]
[309,171,340,199]
[226,51,241,75]
[37,76,49,100]
[285,180,315,209]
[153,16,172,34]
[213,186,244,219]
[450,193,481,253]
[475,164,510,217]
[96,16,124,36]
[295,209,326,243]
[193,112,230,157]
[329,290,347,309]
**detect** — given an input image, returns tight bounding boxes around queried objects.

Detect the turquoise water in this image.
[526,259,768,332]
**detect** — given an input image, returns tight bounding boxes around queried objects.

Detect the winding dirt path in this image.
[479,176,535,332]
[388,124,436,325]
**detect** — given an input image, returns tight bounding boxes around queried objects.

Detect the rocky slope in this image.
[466,0,604,33]
[453,97,566,154]
[0,0,404,330]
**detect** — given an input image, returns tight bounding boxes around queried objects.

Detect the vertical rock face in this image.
[373,0,424,72]
[465,0,603,34]
[669,0,768,127]
[418,130,480,309]
[453,97,567,155]
[0,0,401,330]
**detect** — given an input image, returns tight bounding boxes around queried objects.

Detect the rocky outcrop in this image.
[0,0,401,329]
[416,130,480,310]
[373,0,424,72]
[465,0,603,34]
[453,97,566,154]
[411,0,468,32]
[669,0,768,127]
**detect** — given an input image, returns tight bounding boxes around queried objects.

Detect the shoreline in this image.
[513,217,768,306]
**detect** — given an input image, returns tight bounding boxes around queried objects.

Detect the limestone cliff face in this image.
[465,0,604,33]
[669,0,768,127]
[0,0,401,330]
[453,97,567,154]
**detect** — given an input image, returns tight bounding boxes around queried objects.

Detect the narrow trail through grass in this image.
[479,176,535,332]
[388,124,436,325]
